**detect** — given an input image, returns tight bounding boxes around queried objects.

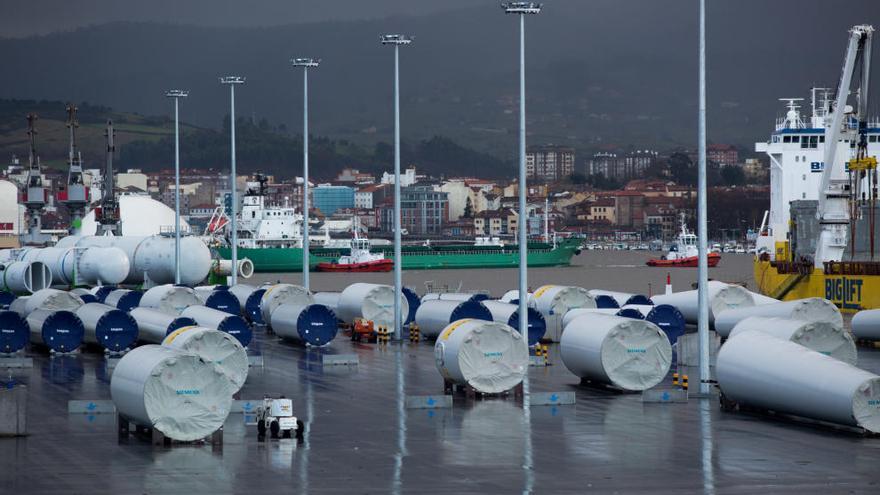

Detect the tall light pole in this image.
[165,89,188,285]
[503,2,541,357]
[696,0,711,396]
[220,76,245,286]
[291,58,320,291]
[382,34,412,341]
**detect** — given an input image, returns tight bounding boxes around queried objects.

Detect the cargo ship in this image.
[213,175,581,272]
[753,25,880,312]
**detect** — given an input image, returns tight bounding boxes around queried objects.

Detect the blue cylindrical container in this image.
[91,286,117,303]
[104,289,143,312]
[180,305,253,347]
[27,309,85,353]
[270,303,338,347]
[203,290,241,315]
[616,307,646,320]
[79,294,99,304]
[481,300,547,346]
[402,287,420,325]
[0,291,16,310]
[245,288,267,324]
[645,304,686,345]
[0,310,28,353]
[76,303,139,352]
[415,300,494,339]
[594,295,620,309]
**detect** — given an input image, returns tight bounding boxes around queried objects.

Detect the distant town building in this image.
[335,168,375,185]
[312,185,355,215]
[380,167,418,187]
[708,144,739,167]
[742,158,768,181]
[526,146,575,182]
[588,150,658,181]
[354,184,390,209]
[379,185,448,235]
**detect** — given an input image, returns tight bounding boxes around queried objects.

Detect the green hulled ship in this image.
[216,236,582,273]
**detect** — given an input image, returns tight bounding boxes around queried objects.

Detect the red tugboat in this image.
[647,216,721,268]
[317,233,394,272]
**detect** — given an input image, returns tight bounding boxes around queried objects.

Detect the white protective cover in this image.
[714,297,843,338]
[140,284,201,315]
[313,292,341,313]
[728,316,857,365]
[434,319,528,394]
[561,313,672,391]
[131,307,188,344]
[162,326,248,392]
[110,345,234,441]
[260,283,312,327]
[228,284,257,312]
[651,280,755,325]
[852,309,880,340]
[532,285,595,341]
[717,330,880,433]
[562,308,621,328]
[24,288,84,314]
[421,293,485,303]
[337,283,406,329]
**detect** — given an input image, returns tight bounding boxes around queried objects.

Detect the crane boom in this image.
[814,25,875,267]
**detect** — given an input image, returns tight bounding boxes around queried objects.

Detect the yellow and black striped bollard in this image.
[409,324,420,343]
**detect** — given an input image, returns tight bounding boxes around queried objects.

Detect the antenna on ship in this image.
[778,98,805,128]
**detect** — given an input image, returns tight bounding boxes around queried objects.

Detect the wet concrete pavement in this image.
[3,328,880,494]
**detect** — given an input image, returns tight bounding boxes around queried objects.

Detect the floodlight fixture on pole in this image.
[291,57,320,291]
[382,33,412,341]
[219,75,245,286]
[165,89,188,285]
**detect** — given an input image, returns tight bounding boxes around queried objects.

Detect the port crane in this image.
[815,25,875,267]
[95,120,121,235]
[21,114,50,245]
[61,103,88,234]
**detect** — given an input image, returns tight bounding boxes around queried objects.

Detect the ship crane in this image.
[814,24,875,267]
[95,120,121,235]
[61,103,88,234]
[22,113,49,245]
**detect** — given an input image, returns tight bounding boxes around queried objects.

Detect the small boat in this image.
[317,233,393,273]
[647,215,721,268]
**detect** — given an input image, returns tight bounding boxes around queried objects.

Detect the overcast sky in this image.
[0,0,487,37]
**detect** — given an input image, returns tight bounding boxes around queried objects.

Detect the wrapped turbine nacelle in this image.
[0,261,52,294]
[19,246,129,286]
[55,235,212,286]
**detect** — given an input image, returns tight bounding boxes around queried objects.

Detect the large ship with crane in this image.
[754,24,880,311]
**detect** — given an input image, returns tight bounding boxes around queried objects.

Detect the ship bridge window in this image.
[820,136,825,143]
[783,136,792,143]
[870,135,878,143]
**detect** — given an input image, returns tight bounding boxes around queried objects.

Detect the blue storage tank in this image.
[482,300,547,346]
[616,307,646,319]
[0,291,16,310]
[402,287,420,325]
[594,295,621,309]
[75,303,139,352]
[245,288,267,324]
[645,304,686,345]
[270,303,338,347]
[0,310,28,353]
[414,299,493,339]
[27,309,85,353]
[202,290,241,315]
[91,286,117,303]
[104,289,143,312]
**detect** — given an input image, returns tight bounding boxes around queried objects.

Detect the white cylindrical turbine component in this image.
[434,319,529,394]
[228,284,257,312]
[24,288,84,314]
[74,302,139,352]
[561,313,672,392]
[336,283,407,330]
[0,261,52,294]
[260,284,313,327]
[75,247,131,285]
[162,326,249,392]
[103,289,144,312]
[714,298,843,338]
[415,300,493,339]
[852,309,880,341]
[180,305,253,347]
[728,316,857,365]
[269,303,338,347]
[716,330,880,433]
[313,292,341,314]
[111,345,235,441]
[211,258,254,279]
[562,308,622,328]
[481,300,547,347]
[651,280,755,325]
[139,284,201,315]
[532,285,595,341]
[499,290,533,305]
[130,307,197,344]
